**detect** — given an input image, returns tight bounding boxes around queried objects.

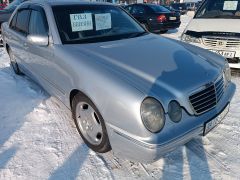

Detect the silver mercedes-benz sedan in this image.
[1,0,236,163]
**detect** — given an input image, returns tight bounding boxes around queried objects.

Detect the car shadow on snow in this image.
[49,144,89,180]
[0,65,47,169]
[48,144,116,180]
[161,138,212,180]
[148,50,213,179]
[0,146,19,169]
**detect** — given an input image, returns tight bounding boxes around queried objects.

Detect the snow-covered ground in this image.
[0,13,240,180]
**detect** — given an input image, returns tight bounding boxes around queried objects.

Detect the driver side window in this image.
[15,9,30,35]
[29,9,48,36]
[9,13,17,29]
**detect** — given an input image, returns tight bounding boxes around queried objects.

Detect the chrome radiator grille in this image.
[189,76,224,115]
[202,37,240,48]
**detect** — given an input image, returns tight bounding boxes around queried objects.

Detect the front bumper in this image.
[107,82,236,163]
[149,21,181,32]
[108,124,202,163]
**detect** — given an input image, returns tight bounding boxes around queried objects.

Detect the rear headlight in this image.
[157,15,166,23]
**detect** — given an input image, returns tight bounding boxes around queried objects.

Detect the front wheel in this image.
[8,48,22,75]
[72,93,111,153]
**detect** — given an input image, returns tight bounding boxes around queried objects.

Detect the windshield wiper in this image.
[128,31,149,38]
[201,14,238,19]
[63,32,149,44]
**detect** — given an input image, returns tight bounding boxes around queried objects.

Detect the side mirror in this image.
[27,35,49,46]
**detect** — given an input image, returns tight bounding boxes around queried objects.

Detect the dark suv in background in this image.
[171,3,188,15]
[0,0,27,45]
[124,3,181,33]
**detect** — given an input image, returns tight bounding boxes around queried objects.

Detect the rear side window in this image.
[148,5,171,13]
[15,9,30,34]
[132,5,146,14]
[29,10,48,35]
[124,5,132,13]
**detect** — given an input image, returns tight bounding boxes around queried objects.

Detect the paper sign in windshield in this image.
[70,13,93,32]
[223,1,238,10]
[95,13,112,31]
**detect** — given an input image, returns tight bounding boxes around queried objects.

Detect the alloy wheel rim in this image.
[76,102,103,145]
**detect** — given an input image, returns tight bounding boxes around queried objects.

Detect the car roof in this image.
[127,3,148,5]
[27,0,113,7]
[127,3,164,6]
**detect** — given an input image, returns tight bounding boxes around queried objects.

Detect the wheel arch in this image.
[5,43,10,54]
[69,89,82,109]
[69,89,94,110]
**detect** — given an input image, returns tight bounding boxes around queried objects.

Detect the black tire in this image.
[8,48,22,75]
[72,93,111,153]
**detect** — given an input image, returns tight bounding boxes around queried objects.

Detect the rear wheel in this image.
[8,48,22,75]
[72,93,111,153]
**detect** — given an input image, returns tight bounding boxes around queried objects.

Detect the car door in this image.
[26,5,64,100]
[6,6,31,71]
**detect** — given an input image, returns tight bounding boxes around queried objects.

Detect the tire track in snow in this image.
[40,95,153,179]
[40,98,119,179]
[186,139,231,173]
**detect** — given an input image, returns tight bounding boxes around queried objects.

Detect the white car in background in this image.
[181,0,240,69]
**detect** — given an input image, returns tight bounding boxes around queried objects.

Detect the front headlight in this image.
[181,34,201,44]
[168,101,182,123]
[141,98,165,133]
[223,61,231,87]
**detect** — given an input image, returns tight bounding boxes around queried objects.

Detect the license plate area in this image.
[203,104,229,136]
[169,17,177,21]
[210,50,236,58]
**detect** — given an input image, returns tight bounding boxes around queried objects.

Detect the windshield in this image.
[4,0,21,10]
[148,5,171,13]
[52,5,146,44]
[195,0,240,19]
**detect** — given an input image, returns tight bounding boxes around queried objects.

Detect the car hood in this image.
[185,18,240,33]
[66,34,224,111]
